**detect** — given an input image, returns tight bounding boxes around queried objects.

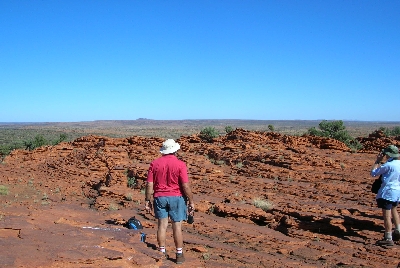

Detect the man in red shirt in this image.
[145,139,195,264]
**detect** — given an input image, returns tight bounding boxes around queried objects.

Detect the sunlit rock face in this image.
[1,129,399,267]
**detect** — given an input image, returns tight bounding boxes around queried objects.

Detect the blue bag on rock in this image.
[127,217,143,230]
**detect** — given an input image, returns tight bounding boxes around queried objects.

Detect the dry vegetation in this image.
[1,120,400,267]
[1,119,399,161]
[1,119,399,140]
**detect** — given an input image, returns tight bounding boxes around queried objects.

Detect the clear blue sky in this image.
[1,1,399,122]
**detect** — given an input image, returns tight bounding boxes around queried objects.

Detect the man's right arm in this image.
[144,182,154,213]
[145,164,154,213]
[182,182,195,210]
[145,182,153,201]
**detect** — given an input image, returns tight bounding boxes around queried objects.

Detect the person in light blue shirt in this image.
[370,145,400,246]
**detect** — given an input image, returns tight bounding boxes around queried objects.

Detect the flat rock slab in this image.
[1,130,400,267]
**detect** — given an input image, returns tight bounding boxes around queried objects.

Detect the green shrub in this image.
[125,193,133,201]
[108,203,119,211]
[268,124,275,131]
[307,120,363,151]
[331,129,354,145]
[127,176,136,188]
[52,133,68,145]
[347,139,363,152]
[21,133,69,151]
[24,134,48,151]
[0,142,24,157]
[200,127,219,142]
[253,198,273,211]
[225,126,234,134]
[0,185,9,195]
[215,160,225,165]
[392,126,400,136]
[319,120,346,137]
[307,127,320,136]
[380,126,400,137]
[0,131,70,157]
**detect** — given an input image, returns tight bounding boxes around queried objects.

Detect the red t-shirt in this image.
[147,154,189,197]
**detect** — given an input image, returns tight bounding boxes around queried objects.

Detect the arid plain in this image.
[1,120,400,268]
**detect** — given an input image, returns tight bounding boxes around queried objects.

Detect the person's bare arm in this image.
[145,182,153,200]
[145,182,154,213]
[371,151,384,173]
[182,182,195,211]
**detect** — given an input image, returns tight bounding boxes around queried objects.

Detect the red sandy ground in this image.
[1,129,400,267]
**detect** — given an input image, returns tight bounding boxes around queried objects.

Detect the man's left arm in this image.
[182,182,195,212]
[180,164,195,211]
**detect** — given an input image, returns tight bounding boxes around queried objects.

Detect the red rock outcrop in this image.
[1,129,400,267]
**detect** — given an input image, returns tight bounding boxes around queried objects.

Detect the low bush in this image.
[253,198,273,211]
[1,142,23,159]
[52,133,68,145]
[0,133,69,157]
[307,120,363,151]
[380,126,400,137]
[127,176,136,188]
[24,134,47,150]
[0,185,9,195]
[225,126,234,134]
[200,127,219,142]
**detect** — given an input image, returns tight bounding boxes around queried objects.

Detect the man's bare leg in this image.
[171,221,183,249]
[157,217,169,248]
[172,221,185,263]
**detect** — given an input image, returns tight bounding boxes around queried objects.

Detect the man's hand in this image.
[145,200,152,214]
[188,203,195,215]
[144,181,153,214]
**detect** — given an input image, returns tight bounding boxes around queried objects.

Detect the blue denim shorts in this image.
[154,196,187,222]
[377,198,399,210]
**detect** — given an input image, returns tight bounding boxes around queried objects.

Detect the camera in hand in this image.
[187,214,194,224]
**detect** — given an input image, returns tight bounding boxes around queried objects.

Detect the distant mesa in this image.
[136,118,153,121]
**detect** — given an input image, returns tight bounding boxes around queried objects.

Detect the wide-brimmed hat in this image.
[160,139,180,154]
[383,145,399,158]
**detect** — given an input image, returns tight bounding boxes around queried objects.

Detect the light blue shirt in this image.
[371,159,400,202]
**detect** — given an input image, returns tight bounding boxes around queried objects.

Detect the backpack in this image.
[127,217,143,230]
[371,175,382,194]
[372,159,394,194]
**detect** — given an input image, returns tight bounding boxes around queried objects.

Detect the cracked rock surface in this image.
[1,129,400,267]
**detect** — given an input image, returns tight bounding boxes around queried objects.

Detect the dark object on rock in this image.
[187,214,194,224]
[127,217,143,230]
[140,232,146,242]
[371,175,382,194]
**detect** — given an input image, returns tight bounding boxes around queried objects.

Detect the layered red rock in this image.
[0,129,400,267]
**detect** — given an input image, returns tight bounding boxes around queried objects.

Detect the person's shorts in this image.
[376,198,399,210]
[154,196,187,222]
